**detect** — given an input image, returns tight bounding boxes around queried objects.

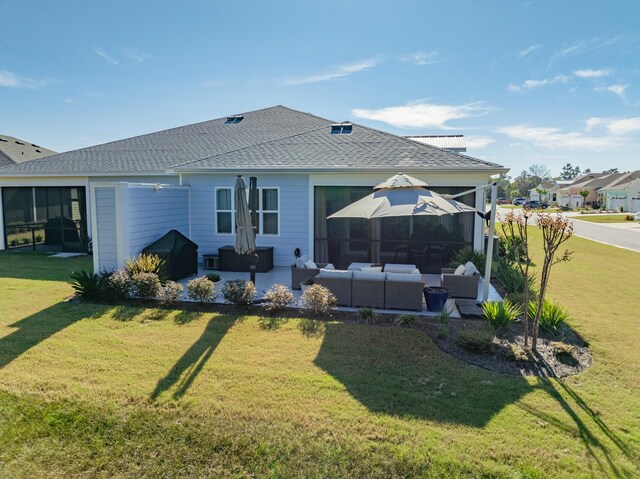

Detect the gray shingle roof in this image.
[0,106,505,175]
[0,135,56,167]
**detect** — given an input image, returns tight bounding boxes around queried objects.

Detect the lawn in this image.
[574,214,634,224]
[1,239,639,478]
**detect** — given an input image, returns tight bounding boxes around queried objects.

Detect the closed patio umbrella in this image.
[234,176,256,255]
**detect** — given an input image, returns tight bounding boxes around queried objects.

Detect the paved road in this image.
[571,218,640,252]
[495,207,640,253]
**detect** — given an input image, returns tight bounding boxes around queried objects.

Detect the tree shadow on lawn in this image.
[150,314,237,401]
[314,322,533,428]
[520,375,640,479]
[0,302,99,369]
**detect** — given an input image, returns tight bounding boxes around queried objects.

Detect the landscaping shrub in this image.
[356,307,380,324]
[131,272,161,300]
[262,284,295,314]
[528,300,570,334]
[300,284,336,316]
[456,327,495,353]
[103,269,132,302]
[449,247,486,275]
[187,276,216,303]
[69,270,101,301]
[495,261,535,293]
[35,234,43,243]
[206,273,221,283]
[502,343,533,362]
[394,314,419,327]
[160,280,184,306]
[436,309,451,339]
[221,280,256,307]
[483,299,522,332]
[125,254,166,281]
[21,237,30,245]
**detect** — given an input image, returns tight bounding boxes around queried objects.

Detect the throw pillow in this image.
[295,255,308,269]
[304,260,318,269]
[463,261,479,276]
[454,264,466,275]
[324,263,335,270]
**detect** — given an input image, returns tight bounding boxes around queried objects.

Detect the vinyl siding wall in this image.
[127,186,189,259]
[94,186,117,271]
[183,173,309,267]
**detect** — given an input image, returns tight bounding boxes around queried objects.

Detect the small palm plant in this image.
[482,299,522,332]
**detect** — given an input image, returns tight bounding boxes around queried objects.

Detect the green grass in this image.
[574,214,634,223]
[1,245,639,478]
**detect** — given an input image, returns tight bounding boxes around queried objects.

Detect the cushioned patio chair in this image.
[441,267,480,299]
[384,272,425,312]
[290,263,330,289]
[351,270,386,309]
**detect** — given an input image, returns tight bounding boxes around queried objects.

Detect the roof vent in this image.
[0,138,7,142]
[331,122,353,134]
[225,115,244,124]
[15,140,25,145]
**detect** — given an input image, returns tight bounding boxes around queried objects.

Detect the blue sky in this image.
[1,0,639,176]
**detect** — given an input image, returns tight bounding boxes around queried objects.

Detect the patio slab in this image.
[178,265,502,318]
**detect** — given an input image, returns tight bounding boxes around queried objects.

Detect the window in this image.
[260,188,279,235]
[215,187,279,236]
[215,188,233,234]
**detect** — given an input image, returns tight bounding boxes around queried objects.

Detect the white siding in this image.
[127,187,189,259]
[183,173,309,267]
[95,186,117,271]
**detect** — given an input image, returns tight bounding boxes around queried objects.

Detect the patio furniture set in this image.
[291,258,481,312]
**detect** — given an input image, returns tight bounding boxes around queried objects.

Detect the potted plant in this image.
[424,286,450,312]
[300,278,315,293]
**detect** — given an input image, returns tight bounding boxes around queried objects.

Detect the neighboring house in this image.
[600,171,640,212]
[529,180,573,204]
[405,135,466,153]
[557,173,626,208]
[0,134,56,167]
[0,106,507,273]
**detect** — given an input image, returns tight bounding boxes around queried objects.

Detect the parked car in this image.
[512,197,527,206]
[523,200,549,209]
[496,197,511,205]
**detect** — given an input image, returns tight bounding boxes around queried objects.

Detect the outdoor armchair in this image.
[440,267,480,299]
[291,263,330,289]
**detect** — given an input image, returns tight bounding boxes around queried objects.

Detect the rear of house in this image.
[0,106,507,274]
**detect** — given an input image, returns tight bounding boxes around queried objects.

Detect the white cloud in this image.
[124,50,155,63]
[282,58,378,85]
[93,47,118,65]
[465,136,495,149]
[516,44,542,58]
[351,101,494,130]
[497,125,622,151]
[574,68,612,78]
[586,117,640,135]
[508,74,569,92]
[548,34,640,68]
[0,70,44,89]
[596,84,629,99]
[400,50,440,65]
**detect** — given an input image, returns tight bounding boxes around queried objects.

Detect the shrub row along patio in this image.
[0,234,639,478]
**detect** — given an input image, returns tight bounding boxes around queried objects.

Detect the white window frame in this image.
[258,187,280,236]
[215,187,234,235]
[214,186,280,237]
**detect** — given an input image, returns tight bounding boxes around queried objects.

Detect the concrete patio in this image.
[178,265,502,317]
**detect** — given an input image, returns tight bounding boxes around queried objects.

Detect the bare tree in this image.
[528,164,551,183]
[499,209,533,346]
[532,214,573,351]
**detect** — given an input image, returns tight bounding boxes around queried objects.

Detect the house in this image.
[600,171,640,212]
[529,181,562,203]
[0,106,508,273]
[557,172,626,208]
[0,134,56,167]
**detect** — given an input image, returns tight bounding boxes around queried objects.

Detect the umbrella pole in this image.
[482,182,498,302]
[249,177,258,285]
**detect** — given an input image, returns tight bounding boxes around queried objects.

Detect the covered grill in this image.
[142,230,198,280]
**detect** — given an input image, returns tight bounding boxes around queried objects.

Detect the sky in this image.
[1,0,639,177]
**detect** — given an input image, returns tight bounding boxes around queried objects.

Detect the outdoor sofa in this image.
[440,261,480,299]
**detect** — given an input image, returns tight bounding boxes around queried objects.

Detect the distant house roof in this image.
[0,135,56,167]
[600,170,640,190]
[564,172,627,191]
[405,135,466,152]
[0,106,506,175]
